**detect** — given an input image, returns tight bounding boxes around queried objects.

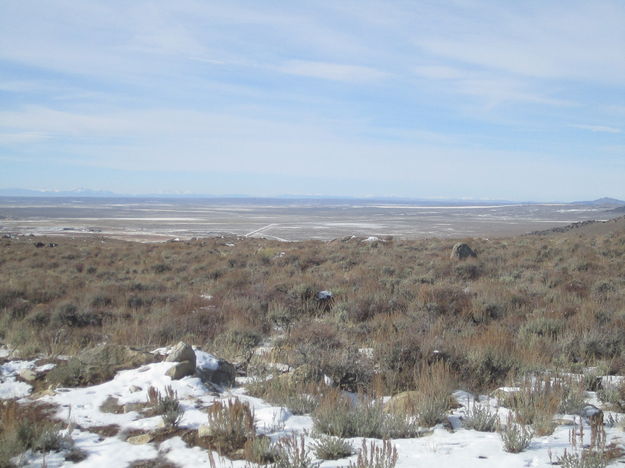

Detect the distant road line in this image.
[245,223,278,237]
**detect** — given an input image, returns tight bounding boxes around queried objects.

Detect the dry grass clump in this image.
[246,377,324,415]
[2,219,625,398]
[553,419,624,468]
[0,400,76,467]
[272,433,319,468]
[204,399,256,456]
[503,374,564,436]
[411,361,456,426]
[348,439,398,468]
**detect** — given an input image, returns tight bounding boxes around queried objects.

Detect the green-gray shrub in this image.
[313,392,420,439]
[463,401,498,432]
[499,414,533,453]
[311,435,354,460]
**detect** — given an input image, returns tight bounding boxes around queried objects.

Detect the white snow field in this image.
[2,347,624,467]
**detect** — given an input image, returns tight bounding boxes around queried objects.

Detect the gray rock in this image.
[580,404,604,425]
[197,359,236,388]
[127,433,153,445]
[166,342,196,367]
[316,290,333,300]
[450,242,477,260]
[99,396,124,414]
[166,360,196,380]
[80,344,156,374]
[123,402,146,413]
[18,368,38,382]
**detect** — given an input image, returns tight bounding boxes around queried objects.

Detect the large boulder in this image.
[166,342,197,367]
[166,361,196,380]
[80,343,156,370]
[450,243,477,260]
[164,342,197,380]
[384,390,421,414]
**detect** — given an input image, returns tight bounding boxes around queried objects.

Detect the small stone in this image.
[129,385,142,393]
[197,424,214,438]
[99,396,124,414]
[553,418,576,426]
[18,368,38,382]
[126,433,153,445]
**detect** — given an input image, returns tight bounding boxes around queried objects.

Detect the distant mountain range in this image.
[0,188,119,197]
[0,188,623,206]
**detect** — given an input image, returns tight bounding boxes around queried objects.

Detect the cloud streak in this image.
[278,60,389,83]
[571,124,622,134]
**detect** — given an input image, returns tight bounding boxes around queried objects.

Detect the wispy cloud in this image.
[278,60,388,83]
[413,64,572,107]
[571,124,622,134]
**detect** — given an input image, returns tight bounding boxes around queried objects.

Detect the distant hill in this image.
[572,197,625,206]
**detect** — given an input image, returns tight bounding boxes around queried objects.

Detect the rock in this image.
[79,343,157,380]
[580,404,604,426]
[31,388,56,398]
[385,391,421,414]
[553,418,576,426]
[127,433,154,445]
[99,396,124,414]
[450,242,477,260]
[18,368,38,382]
[385,390,458,415]
[166,360,196,380]
[69,344,157,385]
[197,424,214,438]
[123,402,146,413]
[197,359,236,387]
[315,290,334,311]
[166,342,197,368]
[316,290,333,300]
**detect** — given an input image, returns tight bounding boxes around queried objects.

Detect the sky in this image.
[0,0,624,201]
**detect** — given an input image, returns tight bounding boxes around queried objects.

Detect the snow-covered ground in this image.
[0,358,55,399]
[2,348,624,467]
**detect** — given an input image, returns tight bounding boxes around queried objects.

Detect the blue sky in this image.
[0,1,624,200]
